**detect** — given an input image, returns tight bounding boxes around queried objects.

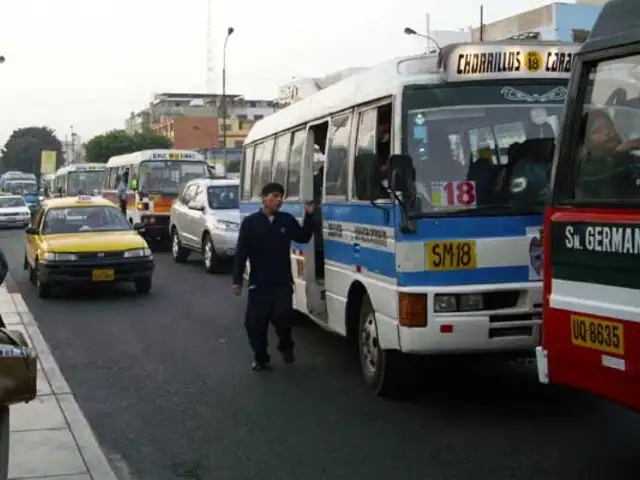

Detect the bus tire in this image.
[358,295,411,399]
[171,229,190,263]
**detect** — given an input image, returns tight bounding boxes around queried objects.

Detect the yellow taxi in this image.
[23,195,154,298]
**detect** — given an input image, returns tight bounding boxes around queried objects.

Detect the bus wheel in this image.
[358,295,411,399]
[171,229,190,263]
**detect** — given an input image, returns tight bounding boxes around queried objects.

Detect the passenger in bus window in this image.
[231,182,315,372]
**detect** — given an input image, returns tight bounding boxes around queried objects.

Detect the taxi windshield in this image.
[67,171,105,195]
[207,185,238,209]
[42,205,131,234]
[139,160,209,195]
[403,82,566,215]
[0,197,27,208]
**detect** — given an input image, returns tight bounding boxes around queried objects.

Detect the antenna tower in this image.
[206,0,215,93]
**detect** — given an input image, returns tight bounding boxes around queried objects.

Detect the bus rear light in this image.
[137,202,149,211]
[295,258,304,277]
[398,293,427,328]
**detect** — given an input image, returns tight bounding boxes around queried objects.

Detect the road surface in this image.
[1,228,639,480]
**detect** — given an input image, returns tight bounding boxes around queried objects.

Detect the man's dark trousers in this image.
[119,198,127,216]
[245,285,294,364]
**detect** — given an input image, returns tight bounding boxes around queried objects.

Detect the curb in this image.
[7,273,119,480]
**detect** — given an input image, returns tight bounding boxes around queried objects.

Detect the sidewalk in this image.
[0,277,119,480]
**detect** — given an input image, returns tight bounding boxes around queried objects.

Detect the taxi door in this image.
[25,209,44,267]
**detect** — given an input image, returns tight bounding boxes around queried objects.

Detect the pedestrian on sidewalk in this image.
[117,171,129,216]
[231,182,315,371]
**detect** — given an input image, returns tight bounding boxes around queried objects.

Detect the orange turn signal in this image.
[398,293,427,328]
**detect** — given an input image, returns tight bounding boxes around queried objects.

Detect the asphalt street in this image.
[1,228,639,480]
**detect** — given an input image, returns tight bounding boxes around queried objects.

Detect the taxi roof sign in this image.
[76,195,93,202]
[439,42,581,82]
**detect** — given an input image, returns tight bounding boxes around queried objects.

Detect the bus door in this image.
[299,120,329,319]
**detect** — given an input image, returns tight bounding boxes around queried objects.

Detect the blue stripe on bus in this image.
[324,239,397,278]
[397,266,531,287]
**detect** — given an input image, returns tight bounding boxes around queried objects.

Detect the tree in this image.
[0,126,64,174]
[84,129,173,163]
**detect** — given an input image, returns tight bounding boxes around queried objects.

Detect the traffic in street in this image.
[0,226,638,480]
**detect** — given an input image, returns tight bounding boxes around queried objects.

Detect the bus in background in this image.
[0,171,33,191]
[102,149,210,246]
[537,0,640,412]
[52,164,106,197]
[240,40,579,397]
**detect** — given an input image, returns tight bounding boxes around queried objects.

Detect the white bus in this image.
[102,149,210,245]
[52,164,106,197]
[240,40,578,397]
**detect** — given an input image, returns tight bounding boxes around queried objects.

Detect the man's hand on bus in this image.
[304,201,315,214]
[232,284,242,296]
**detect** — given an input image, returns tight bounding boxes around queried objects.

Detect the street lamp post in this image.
[222,26,234,171]
[403,27,441,53]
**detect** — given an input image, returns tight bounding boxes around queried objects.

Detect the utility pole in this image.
[70,126,77,164]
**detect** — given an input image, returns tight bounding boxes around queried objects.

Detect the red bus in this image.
[537,0,640,412]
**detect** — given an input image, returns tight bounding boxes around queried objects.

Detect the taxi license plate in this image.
[427,240,477,270]
[570,314,624,355]
[92,269,115,282]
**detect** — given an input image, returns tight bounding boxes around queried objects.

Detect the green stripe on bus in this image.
[550,220,640,289]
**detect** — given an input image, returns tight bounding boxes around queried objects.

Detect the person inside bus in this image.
[231,182,315,372]
[117,170,129,215]
[577,109,640,199]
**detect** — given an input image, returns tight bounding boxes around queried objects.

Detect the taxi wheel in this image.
[134,277,152,294]
[358,296,414,399]
[171,229,189,263]
[34,262,52,298]
[202,233,221,274]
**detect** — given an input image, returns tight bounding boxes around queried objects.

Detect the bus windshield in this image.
[67,171,105,195]
[403,82,566,215]
[139,160,209,195]
[5,180,37,194]
[556,54,640,204]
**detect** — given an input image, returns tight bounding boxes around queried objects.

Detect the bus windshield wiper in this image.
[409,203,542,219]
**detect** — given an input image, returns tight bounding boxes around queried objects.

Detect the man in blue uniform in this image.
[232,182,315,371]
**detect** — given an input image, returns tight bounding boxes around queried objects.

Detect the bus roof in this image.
[245,40,579,145]
[54,163,106,176]
[580,0,640,55]
[105,149,206,168]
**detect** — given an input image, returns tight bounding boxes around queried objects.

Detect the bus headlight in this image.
[459,294,483,311]
[434,295,456,313]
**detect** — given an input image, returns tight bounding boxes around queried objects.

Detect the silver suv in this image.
[169,178,240,272]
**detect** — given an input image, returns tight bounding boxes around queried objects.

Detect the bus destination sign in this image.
[447,44,580,81]
[151,151,199,161]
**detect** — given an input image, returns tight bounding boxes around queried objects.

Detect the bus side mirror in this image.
[130,178,138,190]
[388,154,415,196]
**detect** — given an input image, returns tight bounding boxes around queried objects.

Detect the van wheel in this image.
[202,233,220,274]
[171,229,190,263]
[358,295,412,398]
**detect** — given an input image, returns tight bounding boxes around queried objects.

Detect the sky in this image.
[0,0,558,146]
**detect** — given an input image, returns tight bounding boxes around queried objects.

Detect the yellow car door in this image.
[25,210,43,266]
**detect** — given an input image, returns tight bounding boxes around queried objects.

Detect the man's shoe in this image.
[252,361,271,372]
[282,350,295,364]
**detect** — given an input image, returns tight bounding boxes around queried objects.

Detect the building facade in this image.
[125,92,277,149]
[470,2,604,42]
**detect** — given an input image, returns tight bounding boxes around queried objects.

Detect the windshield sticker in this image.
[501,86,567,103]
[431,181,477,208]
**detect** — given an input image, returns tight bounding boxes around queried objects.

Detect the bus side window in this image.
[286,129,305,199]
[256,138,275,196]
[353,108,378,200]
[241,145,255,201]
[272,132,292,190]
[325,114,353,199]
